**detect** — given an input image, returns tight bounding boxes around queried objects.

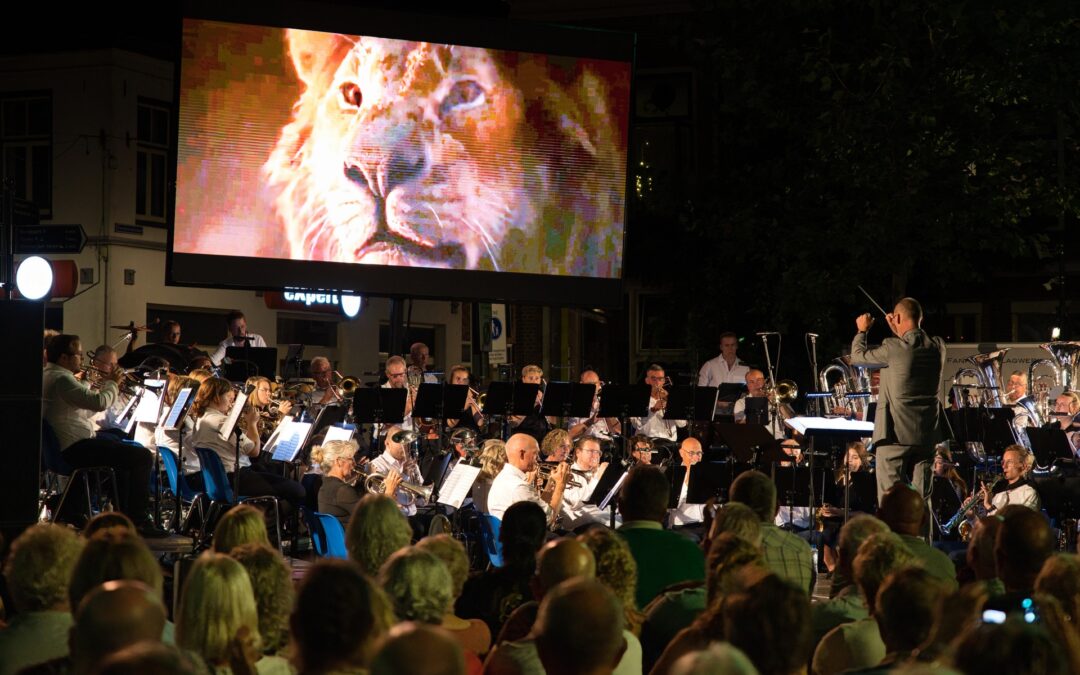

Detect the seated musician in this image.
[382,356,415,432]
[567,369,621,441]
[445,364,484,432]
[510,364,553,445]
[559,437,614,530]
[309,439,384,527]
[629,434,655,465]
[629,364,684,442]
[1003,370,1028,405]
[774,439,814,534]
[245,375,293,444]
[370,425,428,517]
[732,369,767,422]
[471,438,507,514]
[85,345,132,442]
[189,377,305,514]
[540,429,572,463]
[981,444,1041,514]
[301,356,340,416]
[408,342,440,384]
[668,437,705,530]
[157,320,182,345]
[819,442,877,570]
[488,433,568,523]
[43,334,155,530]
[154,375,200,472]
[930,443,969,541]
[1054,391,1080,455]
[209,310,267,365]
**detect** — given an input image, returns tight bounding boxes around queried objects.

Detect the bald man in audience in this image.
[535,579,628,675]
[23,580,167,675]
[877,483,958,590]
[371,622,466,675]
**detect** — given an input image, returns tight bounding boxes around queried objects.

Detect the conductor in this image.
[850,297,948,504]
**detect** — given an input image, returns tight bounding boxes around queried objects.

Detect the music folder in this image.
[163,387,196,430]
[218,389,250,442]
[267,419,314,463]
[586,463,625,508]
[437,462,481,510]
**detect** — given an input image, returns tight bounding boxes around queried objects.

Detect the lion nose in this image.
[345,123,429,199]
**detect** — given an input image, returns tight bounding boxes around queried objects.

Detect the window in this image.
[1,92,52,217]
[136,99,170,224]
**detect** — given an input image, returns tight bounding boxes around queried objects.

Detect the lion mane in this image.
[262,30,626,277]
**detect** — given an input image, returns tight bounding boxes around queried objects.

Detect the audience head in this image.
[878,483,927,536]
[477,438,508,481]
[836,515,890,578]
[619,464,670,523]
[578,527,639,615]
[729,470,777,522]
[952,616,1068,675]
[69,530,163,613]
[71,580,168,674]
[212,504,270,554]
[346,493,413,575]
[415,534,470,602]
[371,622,466,675]
[1036,554,1080,624]
[707,502,763,548]
[83,512,137,538]
[874,567,949,655]
[535,579,626,675]
[379,547,454,624]
[722,575,812,675]
[4,523,83,613]
[537,538,597,595]
[670,642,759,675]
[853,531,918,613]
[97,642,208,675]
[996,506,1054,593]
[967,516,1004,581]
[228,543,294,655]
[291,560,395,673]
[176,552,260,665]
[499,501,549,570]
[705,533,768,603]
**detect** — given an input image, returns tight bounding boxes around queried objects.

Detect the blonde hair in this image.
[310,439,359,473]
[188,368,213,383]
[541,428,571,459]
[4,524,84,612]
[346,494,413,575]
[378,547,454,624]
[177,552,261,664]
[477,439,508,481]
[522,364,543,379]
[213,504,270,554]
[578,527,643,634]
[1003,443,1035,474]
[165,376,200,408]
[229,543,294,654]
[415,534,470,600]
[1058,390,1080,413]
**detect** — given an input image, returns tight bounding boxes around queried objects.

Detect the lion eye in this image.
[440,80,485,116]
[340,82,363,109]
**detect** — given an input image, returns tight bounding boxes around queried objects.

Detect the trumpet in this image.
[363,471,432,506]
[536,462,586,489]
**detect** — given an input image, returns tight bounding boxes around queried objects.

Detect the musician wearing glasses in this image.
[43,334,155,529]
[408,342,439,384]
[510,364,553,445]
[382,356,415,431]
[488,433,569,523]
[209,310,267,365]
[301,356,339,411]
[669,437,705,529]
[630,364,684,442]
[559,437,613,529]
[370,425,425,516]
[446,364,484,432]
[850,298,948,505]
[157,320,182,345]
[84,345,131,441]
[568,369,621,441]
[981,444,1040,513]
[1054,391,1080,455]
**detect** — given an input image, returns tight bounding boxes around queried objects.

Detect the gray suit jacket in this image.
[850,329,948,448]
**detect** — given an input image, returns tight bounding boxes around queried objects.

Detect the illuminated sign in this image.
[264,291,363,317]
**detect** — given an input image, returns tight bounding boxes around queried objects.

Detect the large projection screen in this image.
[169,1,634,306]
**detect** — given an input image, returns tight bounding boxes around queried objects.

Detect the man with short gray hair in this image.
[729,469,814,594]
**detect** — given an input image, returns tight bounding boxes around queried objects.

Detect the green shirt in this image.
[898,534,958,590]
[617,521,705,609]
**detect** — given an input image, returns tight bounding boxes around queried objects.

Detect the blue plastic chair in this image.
[194,447,282,551]
[306,510,348,559]
[479,514,504,568]
[42,420,119,524]
[158,447,207,533]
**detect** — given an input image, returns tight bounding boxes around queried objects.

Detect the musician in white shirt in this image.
[698,332,750,386]
[381,355,415,432]
[630,364,685,441]
[488,433,568,522]
[209,311,268,365]
[568,369,621,441]
[669,437,705,527]
[155,375,200,474]
[981,445,1041,514]
[370,425,425,516]
[560,437,615,529]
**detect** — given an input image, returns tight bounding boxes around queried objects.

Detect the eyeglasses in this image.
[686,450,703,457]
[579,447,601,455]
[388,370,406,378]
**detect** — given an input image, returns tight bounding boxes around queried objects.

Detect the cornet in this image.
[536,462,586,489]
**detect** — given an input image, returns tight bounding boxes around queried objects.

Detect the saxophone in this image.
[942,475,1001,537]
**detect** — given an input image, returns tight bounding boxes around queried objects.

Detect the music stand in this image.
[283,344,304,380]
[664,385,718,422]
[717,383,747,404]
[744,397,770,426]
[299,404,350,461]
[266,419,314,463]
[219,387,251,498]
[687,460,732,505]
[163,386,197,531]
[539,382,594,419]
[481,382,540,439]
[1025,427,1076,469]
[785,416,874,524]
[586,464,628,528]
[598,384,651,460]
[712,423,777,464]
[223,346,277,381]
[353,388,407,426]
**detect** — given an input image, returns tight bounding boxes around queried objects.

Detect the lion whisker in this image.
[427,205,446,234]
[463,216,501,272]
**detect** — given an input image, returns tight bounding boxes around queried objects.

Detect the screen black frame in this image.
[168,0,635,308]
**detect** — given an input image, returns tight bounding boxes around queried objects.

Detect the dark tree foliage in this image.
[630,0,1079,361]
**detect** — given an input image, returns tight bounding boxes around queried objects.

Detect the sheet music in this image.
[437,463,481,509]
[599,471,629,511]
[323,425,355,443]
[218,391,249,442]
[784,416,874,435]
[269,420,312,463]
[262,415,295,456]
[164,388,194,430]
[115,391,143,434]
[134,390,162,423]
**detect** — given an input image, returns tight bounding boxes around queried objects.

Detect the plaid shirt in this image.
[760,523,815,594]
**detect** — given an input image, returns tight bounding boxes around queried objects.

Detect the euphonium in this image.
[363,472,432,506]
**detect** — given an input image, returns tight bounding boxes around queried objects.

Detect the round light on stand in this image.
[1051,327,1061,340]
[341,294,362,318]
[15,256,54,300]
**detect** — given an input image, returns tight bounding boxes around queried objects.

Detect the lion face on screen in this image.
[263,31,625,276]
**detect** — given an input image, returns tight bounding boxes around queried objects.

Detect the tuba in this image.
[819,357,871,417]
[1040,341,1080,392]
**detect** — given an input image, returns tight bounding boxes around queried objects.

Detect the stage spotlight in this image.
[15,256,53,300]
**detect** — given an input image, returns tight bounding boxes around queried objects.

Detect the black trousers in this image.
[62,437,153,523]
